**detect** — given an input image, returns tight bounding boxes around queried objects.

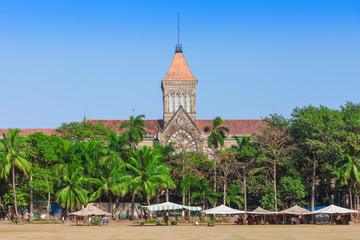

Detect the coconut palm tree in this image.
[126,146,174,206]
[55,162,95,219]
[90,158,132,219]
[119,114,147,151]
[0,129,31,223]
[204,117,229,192]
[335,152,360,209]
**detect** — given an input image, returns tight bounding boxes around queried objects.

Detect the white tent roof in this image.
[280,205,310,215]
[140,202,202,211]
[248,206,277,215]
[311,204,358,214]
[201,204,245,215]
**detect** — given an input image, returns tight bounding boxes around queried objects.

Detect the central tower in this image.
[161,44,198,125]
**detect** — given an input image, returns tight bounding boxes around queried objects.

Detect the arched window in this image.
[181,93,185,108]
[169,93,173,113]
[175,93,179,111]
[187,93,191,112]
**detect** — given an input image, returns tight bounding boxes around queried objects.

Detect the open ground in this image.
[1,224,360,240]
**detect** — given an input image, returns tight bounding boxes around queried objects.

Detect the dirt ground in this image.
[1,223,360,240]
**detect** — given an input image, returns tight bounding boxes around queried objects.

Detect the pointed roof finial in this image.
[175,13,182,53]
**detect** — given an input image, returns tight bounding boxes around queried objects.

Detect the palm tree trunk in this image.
[223,179,227,206]
[273,163,277,212]
[349,182,353,210]
[109,193,113,220]
[311,154,316,212]
[47,186,51,221]
[131,194,135,220]
[66,205,69,220]
[29,174,33,222]
[165,188,169,219]
[12,163,22,223]
[213,152,217,193]
[244,174,247,220]
[147,197,152,220]
[188,188,191,220]
[115,196,119,221]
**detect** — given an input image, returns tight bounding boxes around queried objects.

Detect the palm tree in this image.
[126,146,173,206]
[232,135,256,214]
[90,158,131,219]
[335,153,360,209]
[0,129,31,223]
[119,114,147,150]
[191,179,222,210]
[55,162,95,219]
[204,117,229,192]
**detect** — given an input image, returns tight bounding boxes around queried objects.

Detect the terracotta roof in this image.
[196,119,264,136]
[0,129,61,137]
[88,119,263,136]
[0,119,263,138]
[87,119,164,136]
[162,52,197,81]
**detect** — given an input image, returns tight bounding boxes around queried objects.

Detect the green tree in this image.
[204,116,229,192]
[232,135,257,213]
[27,132,65,220]
[256,114,294,211]
[55,163,95,218]
[191,179,222,210]
[0,129,31,223]
[90,158,131,219]
[56,121,111,141]
[290,105,343,210]
[126,146,173,207]
[119,114,147,151]
[335,153,360,209]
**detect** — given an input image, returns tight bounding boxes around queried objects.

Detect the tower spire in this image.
[175,14,182,53]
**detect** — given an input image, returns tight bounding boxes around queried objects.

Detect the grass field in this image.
[1,223,360,240]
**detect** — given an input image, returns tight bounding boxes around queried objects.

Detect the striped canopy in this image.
[140,202,202,211]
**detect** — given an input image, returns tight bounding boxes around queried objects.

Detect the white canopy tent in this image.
[280,205,310,215]
[310,205,358,215]
[248,207,276,215]
[201,205,245,215]
[139,202,202,212]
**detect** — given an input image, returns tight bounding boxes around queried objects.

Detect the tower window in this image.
[187,93,191,112]
[181,93,185,108]
[169,93,173,113]
[175,93,179,111]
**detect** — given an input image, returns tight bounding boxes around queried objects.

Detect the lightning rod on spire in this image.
[175,13,183,53]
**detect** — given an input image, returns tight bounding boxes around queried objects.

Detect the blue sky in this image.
[1,0,359,128]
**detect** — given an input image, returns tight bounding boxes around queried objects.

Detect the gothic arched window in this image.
[187,93,191,112]
[167,129,197,153]
[181,93,185,108]
[169,93,173,113]
[175,93,179,111]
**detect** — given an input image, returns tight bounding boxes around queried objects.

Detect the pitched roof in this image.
[196,119,264,136]
[86,119,164,136]
[0,119,263,138]
[162,52,197,81]
[88,119,263,136]
[0,129,60,137]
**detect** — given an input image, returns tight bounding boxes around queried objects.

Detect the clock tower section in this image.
[161,44,198,125]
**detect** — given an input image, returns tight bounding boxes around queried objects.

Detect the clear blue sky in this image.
[1,0,359,128]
